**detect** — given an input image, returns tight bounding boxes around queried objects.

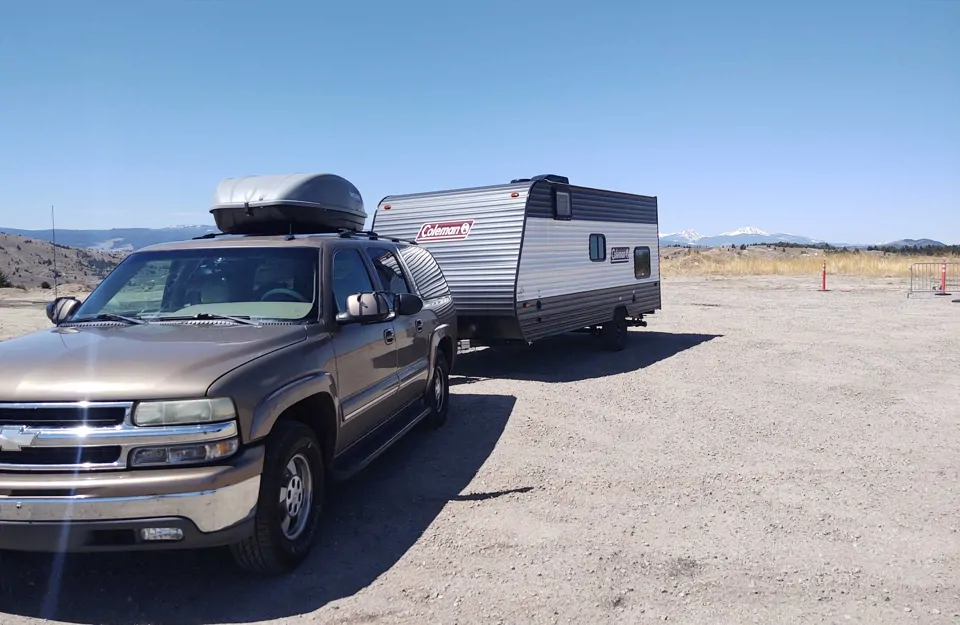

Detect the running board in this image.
[329,399,431,481]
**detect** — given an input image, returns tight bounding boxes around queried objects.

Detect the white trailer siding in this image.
[516,218,660,300]
[373,183,528,316]
[374,177,661,345]
[515,180,661,342]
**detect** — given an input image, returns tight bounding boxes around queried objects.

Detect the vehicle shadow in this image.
[0,392,517,625]
[453,331,722,383]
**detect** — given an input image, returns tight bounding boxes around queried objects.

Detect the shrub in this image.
[40,281,52,289]
[0,269,12,288]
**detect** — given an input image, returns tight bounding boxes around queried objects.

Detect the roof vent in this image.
[209,173,367,236]
[511,174,569,185]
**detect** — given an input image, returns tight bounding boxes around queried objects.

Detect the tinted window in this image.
[396,245,450,301]
[73,247,319,321]
[555,190,571,219]
[366,247,410,294]
[589,234,606,262]
[634,246,652,279]
[332,249,375,312]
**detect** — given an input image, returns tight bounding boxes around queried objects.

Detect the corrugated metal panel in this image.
[517,282,661,342]
[373,184,529,315]
[396,245,456,320]
[516,217,661,301]
[525,180,658,224]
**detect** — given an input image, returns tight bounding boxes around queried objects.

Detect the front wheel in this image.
[230,420,325,575]
[423,352,450,428]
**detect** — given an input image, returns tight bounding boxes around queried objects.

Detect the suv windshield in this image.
[71,246,320,323]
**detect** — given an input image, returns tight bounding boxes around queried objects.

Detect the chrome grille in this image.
[0,404,127,427]
[0,401,238,472]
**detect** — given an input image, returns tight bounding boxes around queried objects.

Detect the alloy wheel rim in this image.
[278,453,313,541]
[433,367,444,412]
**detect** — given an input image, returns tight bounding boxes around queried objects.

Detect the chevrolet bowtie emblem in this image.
[0,426,37,452]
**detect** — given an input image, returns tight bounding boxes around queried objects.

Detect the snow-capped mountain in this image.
[660,226,824,247]
[658,229,705,245]
[718,226,770,237]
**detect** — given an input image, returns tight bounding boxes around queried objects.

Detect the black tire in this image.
[230,420,325,575]
[423,350,450,428]
[601,308,629,352]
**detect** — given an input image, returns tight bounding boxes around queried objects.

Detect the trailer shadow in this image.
[0,393,518,625]
[453,331,722,383]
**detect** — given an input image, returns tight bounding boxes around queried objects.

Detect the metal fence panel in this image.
[908,262,960,297]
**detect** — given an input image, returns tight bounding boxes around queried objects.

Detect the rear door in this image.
[365,245,430,408]
[329,247,399,448]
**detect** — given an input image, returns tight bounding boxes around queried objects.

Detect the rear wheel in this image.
[601,308,629,352]
[230,420,324,575]
[423,351,450,428]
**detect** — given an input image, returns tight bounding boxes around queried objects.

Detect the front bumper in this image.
[0,445,264,553]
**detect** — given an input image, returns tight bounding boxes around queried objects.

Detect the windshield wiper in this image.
[154,312,261,326]
[71,313,147,325]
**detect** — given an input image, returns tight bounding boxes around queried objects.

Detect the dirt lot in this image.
[1,276,958,624]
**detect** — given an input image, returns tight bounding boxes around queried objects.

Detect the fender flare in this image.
[426,323,454,386]
[249,371,340,443]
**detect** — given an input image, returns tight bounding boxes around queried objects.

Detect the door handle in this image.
[415,319,423,333]
[383,329,395,345]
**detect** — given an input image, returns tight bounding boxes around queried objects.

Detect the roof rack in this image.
[338,229,420,246]
[192,231,232,240]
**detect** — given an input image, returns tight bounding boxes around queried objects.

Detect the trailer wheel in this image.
[601,308,629,352]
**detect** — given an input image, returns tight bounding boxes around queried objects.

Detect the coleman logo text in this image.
[416,220,476,242]
[610,246,630,264]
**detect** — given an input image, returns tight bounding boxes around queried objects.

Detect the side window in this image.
[633,246,652,279]
[554,189,571,220]
[366,247,411,294]
[331,249,375,312]
[396,246,450,300]
[589,234,606,262]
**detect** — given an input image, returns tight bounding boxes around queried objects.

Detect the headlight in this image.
[130,437,239,468]
[133,398,236,427]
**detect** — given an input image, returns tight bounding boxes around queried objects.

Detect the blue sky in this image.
[1,0,957,244]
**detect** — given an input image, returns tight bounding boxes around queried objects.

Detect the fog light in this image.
[130,437,239,467]
[141,527,184,542]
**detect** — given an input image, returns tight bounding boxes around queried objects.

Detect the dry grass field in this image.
[2,275,959,624]
[661,245,958,278]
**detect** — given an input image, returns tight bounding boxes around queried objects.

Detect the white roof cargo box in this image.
[210,173,367,235]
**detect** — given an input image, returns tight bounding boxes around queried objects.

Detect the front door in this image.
[330,248,399,450]
[365,246,430,408]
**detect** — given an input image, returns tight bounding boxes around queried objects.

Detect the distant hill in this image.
[660,226,953,249]
[0,232,123,288]
[0,225,217,252]
[660,226,827,247]
[881,238,945,248]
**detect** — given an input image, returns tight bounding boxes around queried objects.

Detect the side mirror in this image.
[46,296,81,325]
[336,292,391,324]
[395,293,423,316]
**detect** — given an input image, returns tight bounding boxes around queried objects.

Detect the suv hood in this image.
[0,323,308,402]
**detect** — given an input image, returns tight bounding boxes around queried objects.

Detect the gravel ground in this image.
[1,275,959,624]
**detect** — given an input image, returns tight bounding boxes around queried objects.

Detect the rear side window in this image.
[396,245,450,301]
[589,234,606,261]
[366,247,411,294]
[634,246,652,279]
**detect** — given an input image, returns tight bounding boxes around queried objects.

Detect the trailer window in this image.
[633,246,652,279]
[589,234,606,261]
[554,190,571,219]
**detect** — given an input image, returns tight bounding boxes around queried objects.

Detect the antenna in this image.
[51,205,59,297]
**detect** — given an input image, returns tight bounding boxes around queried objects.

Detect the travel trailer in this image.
[371,174,661,351]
